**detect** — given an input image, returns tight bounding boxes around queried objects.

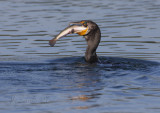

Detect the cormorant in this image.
[49,20,101,63]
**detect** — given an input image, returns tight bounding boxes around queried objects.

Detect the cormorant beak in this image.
[69,21,88,36]
[69,21,82,26]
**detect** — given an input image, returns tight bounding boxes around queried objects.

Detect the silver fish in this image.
[49,25,87,47]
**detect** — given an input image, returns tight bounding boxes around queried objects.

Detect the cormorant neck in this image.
[84,26,101,63]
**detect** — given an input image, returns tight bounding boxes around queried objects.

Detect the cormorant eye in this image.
[83,22,87,27]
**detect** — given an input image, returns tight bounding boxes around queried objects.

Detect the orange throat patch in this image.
[77,27,88,36]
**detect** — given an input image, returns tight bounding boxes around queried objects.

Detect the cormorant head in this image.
[70,20,99,36]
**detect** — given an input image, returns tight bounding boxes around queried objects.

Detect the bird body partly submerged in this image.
[49,20,101,63]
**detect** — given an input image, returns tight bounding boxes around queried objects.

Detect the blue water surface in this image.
[0,0,160,113]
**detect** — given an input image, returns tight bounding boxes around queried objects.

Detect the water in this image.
[0,0,160,113]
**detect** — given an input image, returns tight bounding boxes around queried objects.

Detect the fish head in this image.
[69,20,89,36]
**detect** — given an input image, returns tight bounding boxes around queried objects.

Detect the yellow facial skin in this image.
[77,21,88,36]
[77,27,88,36]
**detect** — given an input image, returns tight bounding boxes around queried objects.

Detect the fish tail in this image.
[49,38,57,47]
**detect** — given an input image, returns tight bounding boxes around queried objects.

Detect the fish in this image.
[49,25,87,47]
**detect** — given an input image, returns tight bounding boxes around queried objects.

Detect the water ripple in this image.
[0,0,160,113]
